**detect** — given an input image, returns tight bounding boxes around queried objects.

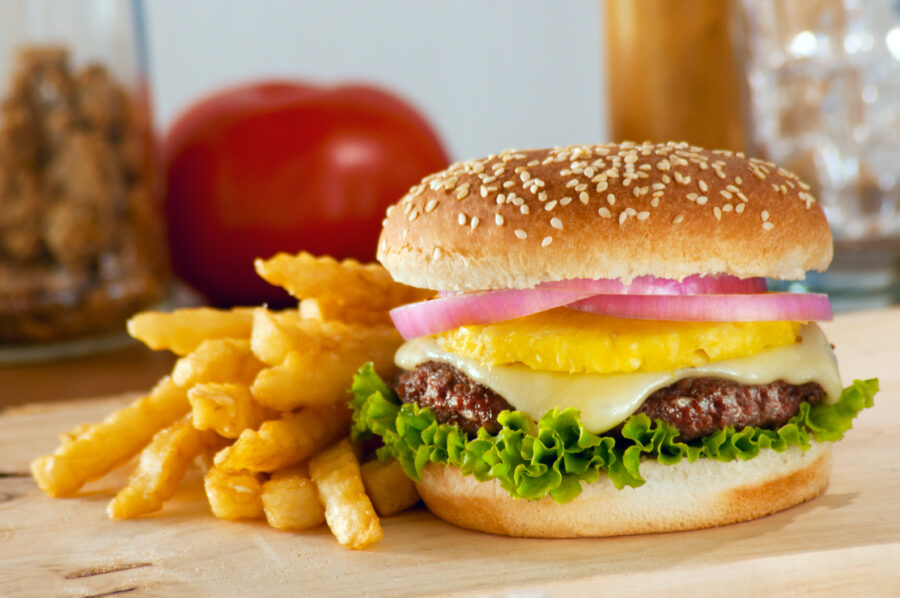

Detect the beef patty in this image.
[393,361,826,441]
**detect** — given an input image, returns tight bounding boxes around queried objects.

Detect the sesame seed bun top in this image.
[377,142,833,291]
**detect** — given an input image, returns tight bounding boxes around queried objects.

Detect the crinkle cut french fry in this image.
[360,458,420,517]
[172,339,263,388]
[251,326,400,411]
[299,297,392,326]
[254,252,430,312]
[59,423,93,445]
[214,405,349,473]
[107,415,214,519]
[309,439,382,550]
[204,467,264,520]
[188,383,276,439]
[30,376,190,498]
[262,465,325,531]
[250,308,352,367]
[127,307,254,355]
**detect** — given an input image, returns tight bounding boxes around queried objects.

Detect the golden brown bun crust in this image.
[415,443,832,538]
[378,143,833,291]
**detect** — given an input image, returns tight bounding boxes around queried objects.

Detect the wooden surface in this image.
[1,308,899,597]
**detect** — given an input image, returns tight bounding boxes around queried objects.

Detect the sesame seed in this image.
[687,193,698,201]
[545,200,558,211]
[560,196,572,206]
[538,192,548,202]
[512,196,524,207]
[598,207,612,218]
[650,197,660,207]
[696,195,708,205]
[699,180,709,192]
[714,206,722,220]
[495,213,504,226]
[637,211,650,221]
[541,236,553,247]
[674,171,684,183]
[720,190,733,199]
[471,216,480,229]
[673,214,685,224]
[618,211,628,225]
[736,203,745,213]
[727,184,740,193]
[652,183,665,190]
[520,205,530,214]
[514,229,528,240]
[596,181,608,192]
[762,221,774,231]
[425,199,438,213]
[520,171,532,182]
[551,217,563,230]
[579,191,590,204]
[503,181,515,189]
[566,179,579,188]
[527,160,540,167]
[723,203,733,212]
[575,183,588,192]
[433,247,442,259]
[761,210,770,221]
[408,210,419,221]
[454,188,468,200]
[458,213,467,226]
[607,193,616,205]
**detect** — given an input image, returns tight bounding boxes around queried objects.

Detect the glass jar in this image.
[0,0,167,343]
[741,0,900,309]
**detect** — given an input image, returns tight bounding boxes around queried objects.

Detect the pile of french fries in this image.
[30,252,431,550]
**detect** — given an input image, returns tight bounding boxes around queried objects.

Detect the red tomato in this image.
[164,81,449,306]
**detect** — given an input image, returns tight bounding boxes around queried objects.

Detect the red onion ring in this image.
[390,276,825,340]
[537,274,767,295]
[569,293,833,322]
[439,275,766,297]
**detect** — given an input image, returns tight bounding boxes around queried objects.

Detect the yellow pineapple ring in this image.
[435,308,802,374]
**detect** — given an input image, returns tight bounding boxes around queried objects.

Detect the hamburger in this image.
[350,142,877,538]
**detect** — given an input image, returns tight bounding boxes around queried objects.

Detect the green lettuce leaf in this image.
[350,364,878,503]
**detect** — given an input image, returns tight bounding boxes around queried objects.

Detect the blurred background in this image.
[145,0,607,165]
[1,0,899,370]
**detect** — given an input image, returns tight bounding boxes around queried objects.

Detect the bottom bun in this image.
[416,443,832,538]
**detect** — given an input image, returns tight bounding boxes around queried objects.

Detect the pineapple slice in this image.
[435,308,802,374]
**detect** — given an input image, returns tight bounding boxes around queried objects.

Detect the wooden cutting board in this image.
[2,309,899,597]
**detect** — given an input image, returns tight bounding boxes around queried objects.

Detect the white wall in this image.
[144,0,608,161]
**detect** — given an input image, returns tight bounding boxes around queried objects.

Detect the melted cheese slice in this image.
[395,324,842,434]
